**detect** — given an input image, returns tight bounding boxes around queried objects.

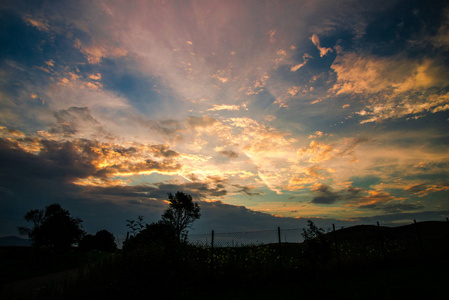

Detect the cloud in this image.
[207,104,247,112]
[49,107,104,138]
[311,184,341,204]
[310,34,333,57]
[356,190,406,209]
[337,137,370,162]
[41,75,130,116]
[23,15,50,32]
[0,133,291,236]
[290,53,312,72]
[195,200,347,233]
[370,203,425,214]
[231,184,262,196]
[150,145,179,158]
[186,116,218,128]
[298,140,335,163]
[0,128,185,186]
[89,73,102,80]
[332,54,447,95]
[405,182,449,197]
[308,131,323,139]
[287,165,332,191]
[308,182,415,216]
[2,0,449,237]
[219,150,239,159]
[331,51,449,122]
[74,41,128,65]
[432,8,449,50]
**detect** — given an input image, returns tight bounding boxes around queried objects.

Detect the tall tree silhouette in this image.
[19,203,85,251]
[162,192,200,241]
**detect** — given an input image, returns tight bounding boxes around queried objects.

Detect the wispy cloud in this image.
[207,103,247,112]
[1,0,449,237]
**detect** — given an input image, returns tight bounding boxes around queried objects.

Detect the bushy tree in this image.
[162,191,200,241]
[79,230,117,252]
[301,220,331,265]
[18,203,85,251]
[123,221,177,252]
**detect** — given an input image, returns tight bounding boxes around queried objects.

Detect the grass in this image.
[0,247,113,300]
[0,247,111,285]
[2,221,448,299]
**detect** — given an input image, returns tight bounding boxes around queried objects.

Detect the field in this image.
[1,221,448,299]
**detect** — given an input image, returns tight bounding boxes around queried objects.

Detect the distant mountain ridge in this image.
[0,236,32,246]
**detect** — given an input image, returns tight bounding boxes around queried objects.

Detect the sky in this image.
[1,0,449,240]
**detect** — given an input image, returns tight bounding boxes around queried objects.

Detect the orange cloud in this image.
[298,140,335,163]
[332,52,449,122]
[308,131,323,139]
[207,104,247,112]
[355,190,406,209]
[332,54,447,95]
[310,34,333,57]
[74,39,127,64]
[23,15,50,32]
[406,183,449,197]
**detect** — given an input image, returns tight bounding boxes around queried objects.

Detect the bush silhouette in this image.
[79,230,117,252]
[301,220,331,266]
[123,221,177,253]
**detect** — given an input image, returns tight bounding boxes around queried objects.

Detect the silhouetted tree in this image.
[302,220,331,266]
[79,230,117,252]
[79,234,95,251]
[123,221,177,252]
[162,191,201,241]
[18,203,85,251]
[126,215,145,237]
[18,209,44,242]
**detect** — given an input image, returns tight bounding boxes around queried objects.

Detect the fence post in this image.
[278,227,283,275]
[414,220,424,255]
[377,221,386,260]
[333,224,341,273]
[211,230,215,275]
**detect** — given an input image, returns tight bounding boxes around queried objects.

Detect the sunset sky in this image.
[1,0,448,239]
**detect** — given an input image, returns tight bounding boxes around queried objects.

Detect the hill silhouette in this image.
[330,221,448,244]
[0,236,31,247]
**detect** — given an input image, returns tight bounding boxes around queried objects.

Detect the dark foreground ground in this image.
[58,255,448,300]
[1,221,448,299]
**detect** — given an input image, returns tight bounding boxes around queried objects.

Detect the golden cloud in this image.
[298,140,335,163]
[332,54,447,95]
[332,51,449,122]
[207,104,246,112]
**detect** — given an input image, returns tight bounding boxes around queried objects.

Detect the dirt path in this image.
[0,267,85,300]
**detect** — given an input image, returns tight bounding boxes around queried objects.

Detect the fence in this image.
[186,219,449,274]
[188,227,318,247]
